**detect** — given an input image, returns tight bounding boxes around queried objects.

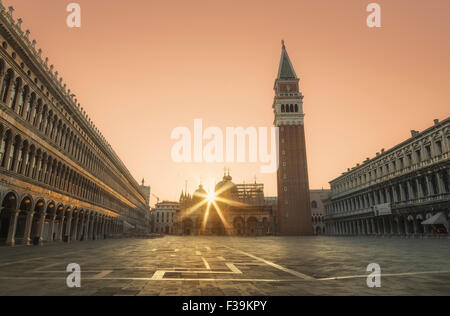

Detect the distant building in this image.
[153,201,179,234]
[310,189,330,235]
[140,179,151,208]
[175,172,274,236]
[325,118,450,236]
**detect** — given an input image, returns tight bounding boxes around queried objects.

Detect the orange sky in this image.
[7,0,450,203]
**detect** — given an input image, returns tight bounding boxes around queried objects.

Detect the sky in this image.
[6,0,450,204]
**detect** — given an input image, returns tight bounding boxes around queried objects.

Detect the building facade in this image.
[310,189,330,235]
[0,5,149,246]
[274,41,312,235]
[152,201,179,234]
[325,118,450,236]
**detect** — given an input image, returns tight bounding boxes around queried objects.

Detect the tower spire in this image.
[277,40,297,79]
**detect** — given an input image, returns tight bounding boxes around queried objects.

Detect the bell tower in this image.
[273,41,312,235]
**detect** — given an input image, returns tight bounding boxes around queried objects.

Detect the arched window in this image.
[286,104,290,113]
[311,200,318,209]
[7,136,18,170]
[1,70,12,103]
[26,92,35,122]
[17,85,27,116]
[10,77,21,110]
[281,104,285,112]
[0,130,7,166]
[33,99,42,126]
[39,105,47,130]
[295,104,298,112]
[290,104,294,112]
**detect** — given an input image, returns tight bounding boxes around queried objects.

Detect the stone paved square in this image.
[0,236,449,296]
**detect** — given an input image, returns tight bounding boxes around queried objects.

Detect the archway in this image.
[76,210,85,241]
[262,218,270,235]
[182,218,193,235]
[0,192,18,245]
[246,217,258,236]
[29,199,45,244]
[233,217,244,236]
[14,196,33,244]
[43,202,56,242]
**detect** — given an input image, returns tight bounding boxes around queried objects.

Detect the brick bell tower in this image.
[274,40,313,235]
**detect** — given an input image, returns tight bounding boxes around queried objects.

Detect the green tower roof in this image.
[277,40,297,79]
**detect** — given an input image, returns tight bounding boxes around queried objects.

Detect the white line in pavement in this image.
[30,262,62,272]
[217,256,225,261]
[0,257,46,267]
[144,277,280,282]
[152,249,157,252]
[151,271,165,280]
[201,257,211,270]
[318,270,450,281]
[205,246,211,251]
[0,276,283,282]
[225,263,242,274]
[195,251,201,256]
[223,246,315,280]
[92,270,113,279]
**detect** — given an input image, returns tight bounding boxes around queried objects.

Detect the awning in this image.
[421,212,448,225]
[123,221,135,229]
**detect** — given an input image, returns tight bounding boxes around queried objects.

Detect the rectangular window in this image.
[435,141,442,155]
[415,150,421,163]
[425,145,431,159]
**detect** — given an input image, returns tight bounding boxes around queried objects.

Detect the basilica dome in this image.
[215,172,238,200]
[193,184,207,201]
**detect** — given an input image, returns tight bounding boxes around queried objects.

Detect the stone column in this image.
[84,213,90,241]
[425,175,434,196]
[5,210,19,247]
[371,218,376,235]
[406,181,414,200]
[404,217,409,235]
[76,214,84,241]
[2,132,15,170]
[396,218,402,235]
[22,211,34,245]
[100,217,105,239]
[389,217,394,235]
[57,215,65,241]
[36,212,47,245]
[67,213,76,242]
[413,219,419,235]
[436,172,446,195]
[385,188,391,204]
[4,72,16,107]
[382,217,387,235]
[46,215,56,242]
[89,216,95,240]
[65,212,73,242]
[416,178,424,198]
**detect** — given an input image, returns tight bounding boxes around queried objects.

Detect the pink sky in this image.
[7,0,450,203]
